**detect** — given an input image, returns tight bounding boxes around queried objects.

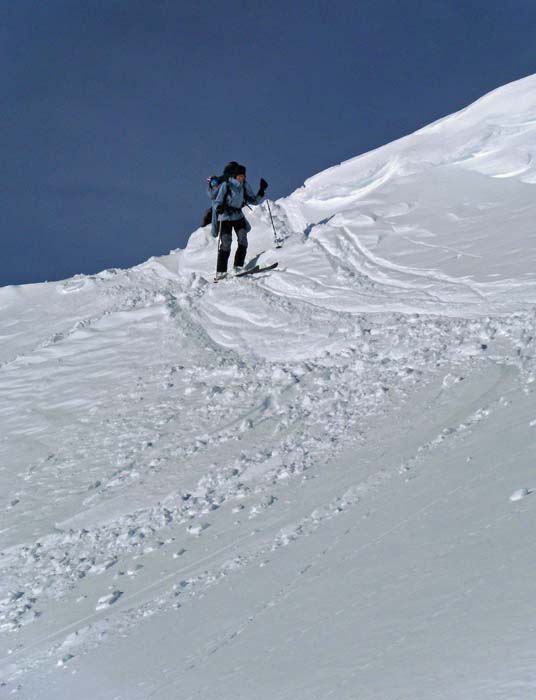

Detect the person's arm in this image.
[206,177,220,200]
[214,181,228,214]
[244,179,268,205]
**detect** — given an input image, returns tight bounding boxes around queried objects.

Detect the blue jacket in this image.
[214,178,265,222]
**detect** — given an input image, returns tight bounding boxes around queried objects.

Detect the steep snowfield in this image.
[2,75,536,699]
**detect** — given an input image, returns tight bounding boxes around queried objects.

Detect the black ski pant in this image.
[216,218,249,273]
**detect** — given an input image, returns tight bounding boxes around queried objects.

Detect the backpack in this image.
[201,162,244,226]
[209,162,240,189]
[201,207,213,226]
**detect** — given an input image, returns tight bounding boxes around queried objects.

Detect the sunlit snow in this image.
[2,75,536,699]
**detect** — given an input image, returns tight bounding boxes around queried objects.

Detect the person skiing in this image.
[213,163,268,280]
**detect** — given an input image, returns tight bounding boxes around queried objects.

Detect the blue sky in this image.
[2,0,536,286]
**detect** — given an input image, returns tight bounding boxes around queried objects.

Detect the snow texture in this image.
[2,74,536,699]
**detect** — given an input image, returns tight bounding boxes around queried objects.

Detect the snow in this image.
[2,74,536,698]
[509,488,531,502]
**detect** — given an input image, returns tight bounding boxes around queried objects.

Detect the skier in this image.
[213,163,268,280]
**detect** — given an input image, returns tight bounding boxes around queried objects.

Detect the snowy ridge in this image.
[2,75,536,699]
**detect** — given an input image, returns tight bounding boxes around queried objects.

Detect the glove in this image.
[215,204,224,216]
[258,177,268,197]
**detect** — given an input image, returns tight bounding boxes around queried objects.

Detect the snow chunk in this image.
[95,590,123,610]
[187,523,210,536]
[509,488,531,502]
[57,654,75,667]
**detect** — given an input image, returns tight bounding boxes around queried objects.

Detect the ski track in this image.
[134,361,522,700]
[4,74,536,696]
[1,245,535,689]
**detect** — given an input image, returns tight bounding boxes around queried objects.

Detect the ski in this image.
[213,262,278,282]
[235,262,278,277]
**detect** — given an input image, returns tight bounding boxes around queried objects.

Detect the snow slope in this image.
[2,74,536,699]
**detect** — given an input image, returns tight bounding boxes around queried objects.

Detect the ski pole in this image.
[265,199,280,245]
[215,219,223,277]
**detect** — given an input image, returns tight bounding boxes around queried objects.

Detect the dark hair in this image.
[223,161,240,178]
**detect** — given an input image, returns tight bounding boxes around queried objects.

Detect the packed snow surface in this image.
[2,75,536,699]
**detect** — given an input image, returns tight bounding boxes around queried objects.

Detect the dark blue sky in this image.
[2,0,535,286]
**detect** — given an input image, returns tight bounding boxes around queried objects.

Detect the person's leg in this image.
[233,218,249,269]
[216,221,232,273]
